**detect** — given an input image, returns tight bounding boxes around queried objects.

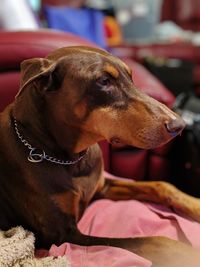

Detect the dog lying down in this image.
[0,46,200,267]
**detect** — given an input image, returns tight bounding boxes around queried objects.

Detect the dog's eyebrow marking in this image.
[103,64,119,78]
[111,57,132,78]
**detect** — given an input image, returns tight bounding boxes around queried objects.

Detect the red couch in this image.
[162,0,200,32]
[110,43,200,94]
[0,30,175,181]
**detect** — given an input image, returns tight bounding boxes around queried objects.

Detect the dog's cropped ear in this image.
[16,57,58,98]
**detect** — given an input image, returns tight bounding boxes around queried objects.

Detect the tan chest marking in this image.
[51,191,80,216]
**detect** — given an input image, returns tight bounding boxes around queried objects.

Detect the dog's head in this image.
[17,46,185,152]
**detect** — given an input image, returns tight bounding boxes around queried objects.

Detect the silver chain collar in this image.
[13,118,87,165]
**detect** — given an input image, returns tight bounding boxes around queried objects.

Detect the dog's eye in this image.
[96,75,111,87]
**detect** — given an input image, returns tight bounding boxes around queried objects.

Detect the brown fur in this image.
[0,46,200,266]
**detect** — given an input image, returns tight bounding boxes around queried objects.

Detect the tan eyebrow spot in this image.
[113,58,132,78]
[103,64,119,78]
[74,100,87,119]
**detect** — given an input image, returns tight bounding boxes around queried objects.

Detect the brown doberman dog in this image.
[0,46,200,267]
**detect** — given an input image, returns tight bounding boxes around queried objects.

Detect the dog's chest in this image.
[72,144,103,201]
[49,144,103,220]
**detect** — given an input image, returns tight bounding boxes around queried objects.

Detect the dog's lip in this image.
[109,137,126,147]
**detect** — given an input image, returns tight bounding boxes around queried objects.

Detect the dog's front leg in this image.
[97,179,200,223]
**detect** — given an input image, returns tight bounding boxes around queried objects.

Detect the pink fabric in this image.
[40,173,200,266]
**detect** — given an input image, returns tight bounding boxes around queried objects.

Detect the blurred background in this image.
[1,0,200,197]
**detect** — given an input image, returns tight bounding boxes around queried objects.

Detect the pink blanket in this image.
[44,173,200,266]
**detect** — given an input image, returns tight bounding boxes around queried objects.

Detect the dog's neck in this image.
[12,91,92,159]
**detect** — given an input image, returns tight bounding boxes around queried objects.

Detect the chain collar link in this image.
[13,118,87,165]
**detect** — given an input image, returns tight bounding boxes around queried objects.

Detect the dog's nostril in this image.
[165,118,185,136]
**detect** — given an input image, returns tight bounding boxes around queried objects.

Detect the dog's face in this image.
[18,46,185,152]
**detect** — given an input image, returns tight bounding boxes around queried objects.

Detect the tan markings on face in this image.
[74,100,87,119]
[74,96,179,153]
[108,56,132,77]
[73,107,119,152]
[103,63,119,78]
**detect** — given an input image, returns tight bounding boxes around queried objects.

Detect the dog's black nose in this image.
[165,118,185,136]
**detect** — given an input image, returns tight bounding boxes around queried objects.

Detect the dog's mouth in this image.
[109,137,126,148]
[109,135,169,150]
